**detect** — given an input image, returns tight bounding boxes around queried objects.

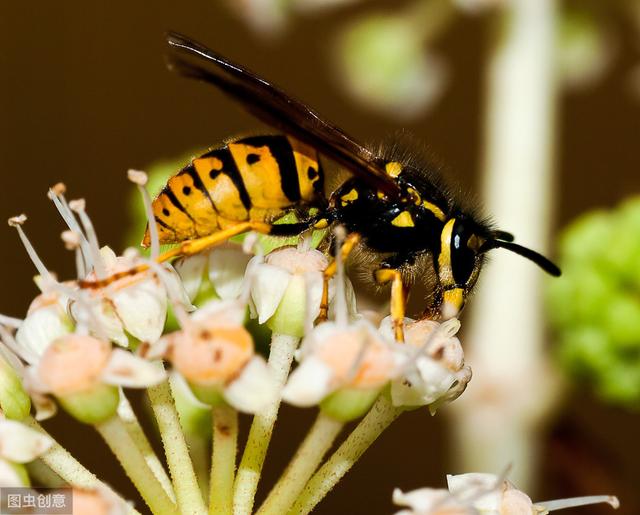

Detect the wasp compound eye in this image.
[450,220,478,287]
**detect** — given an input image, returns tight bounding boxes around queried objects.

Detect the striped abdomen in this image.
[144,135,324,245]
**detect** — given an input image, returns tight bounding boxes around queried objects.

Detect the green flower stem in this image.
[257,412,344,515]
[94,416,177,515]
[188,433,210,500]
[118,393,175,501]
[233,333,299,514]
[26,417,141,515]
[209,404,238,515]
[288,396,403,515]
[148,379,207,515]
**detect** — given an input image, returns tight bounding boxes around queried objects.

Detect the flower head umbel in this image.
[392,472,620,515]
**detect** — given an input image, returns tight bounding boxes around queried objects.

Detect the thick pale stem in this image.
[288,396,402,515]
[95,416,177,515]
[449,0,560,490]
[148,379,207,515]
[232,333,299,515]
[257,412,344,515]
[209,404,238,515]
[117,393,175,501]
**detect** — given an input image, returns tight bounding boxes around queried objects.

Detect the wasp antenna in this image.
[481,240,561,277]
[490,230,515,242]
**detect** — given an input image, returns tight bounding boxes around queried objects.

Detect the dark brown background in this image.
[1,1,639,513]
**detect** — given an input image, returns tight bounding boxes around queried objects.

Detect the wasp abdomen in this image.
[144,135,324,246]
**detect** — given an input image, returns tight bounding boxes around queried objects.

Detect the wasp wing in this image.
[166,32,401,196]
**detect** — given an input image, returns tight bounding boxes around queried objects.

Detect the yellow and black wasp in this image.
[88,32,560,341]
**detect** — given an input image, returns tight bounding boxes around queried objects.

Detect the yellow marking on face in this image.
[288,137,321,202]
[385,161,403,178]
[341,189,359,203]
[314,218,329,229]
[376,190,386,199]
[391,211,415,228]
[442,288,464,319]
[438,219,456,286]
[422,200,446,221]
[228,142,291,208]
[406,187,421,205]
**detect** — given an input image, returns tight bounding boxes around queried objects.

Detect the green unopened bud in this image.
[170,374,212,438]
[57,383,120,425]
[320,387,381,422]
[267,275,309,337]
[0,355,30,420]
[188,382,226,408]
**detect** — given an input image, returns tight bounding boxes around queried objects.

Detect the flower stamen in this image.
[8,215,53,283]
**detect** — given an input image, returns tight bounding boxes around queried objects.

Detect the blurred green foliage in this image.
[547,197,640,408]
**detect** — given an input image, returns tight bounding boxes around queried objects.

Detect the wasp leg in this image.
[80,221,274,289]
[316,232,361,323]
[374,268,407,342]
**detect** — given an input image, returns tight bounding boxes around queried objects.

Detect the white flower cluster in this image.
[393,472,620,515]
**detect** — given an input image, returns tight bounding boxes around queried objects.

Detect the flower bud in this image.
[0,354,31,420]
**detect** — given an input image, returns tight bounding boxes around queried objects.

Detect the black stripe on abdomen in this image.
[239,135,301,202]
[202,147,252,210]
[182,165,217,212]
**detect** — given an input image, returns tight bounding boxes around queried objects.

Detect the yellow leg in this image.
[80,221,272,289]
[374,269,406,342]
[316,233,361,323]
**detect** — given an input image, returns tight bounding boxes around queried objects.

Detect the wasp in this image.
[87,32,560,341]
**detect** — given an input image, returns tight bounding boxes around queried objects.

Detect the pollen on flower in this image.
[38,335,111,396]
[168,324,254,385]
[7,214,27,227]
[315,325,397,388]
[264,246,328,274]
[127,169,148,186]
[61,230,81,250]
[68,199,86,212]
[50,182,67,196]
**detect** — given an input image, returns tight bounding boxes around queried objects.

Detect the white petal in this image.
[250,264,291,323]
[32,393,57,421]
[101,350,166,388]
[224,357,278,413]
[99,246,119,268]
[174,254,207,301]
[112,277,167,343]
[162,264,196,312]
[191,299,246,327]
[16,305,72,361]
[415,357,457,404]
[282,356,334,407]
[390,374,428,407]
[209,248,251,300]
[0,420,53,463]
[392,487,454,513]
[75,299,128,348]
[447,473,502,510]
[302,270,325,320]
[0,458,26,487]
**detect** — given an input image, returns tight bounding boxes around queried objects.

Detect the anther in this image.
[128,169,159,259]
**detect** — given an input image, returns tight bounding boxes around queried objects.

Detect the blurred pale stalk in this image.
[449,0,561,490]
